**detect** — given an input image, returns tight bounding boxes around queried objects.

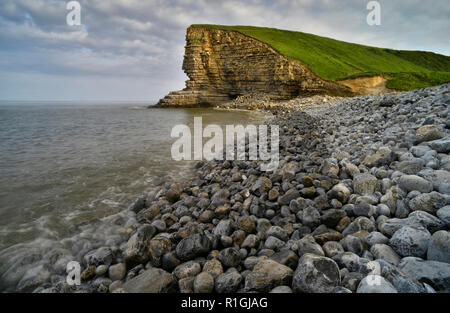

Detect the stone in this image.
[166,183,183,203]
[356,275,397,293]
[264,236,285,251]
[322,241,344,258]
[415,125,445,143]
[398,257,450,291]
[238,216,255,233]
[398,175,433,193]
[389,226,431,258]
[218,248,241,268]
[328,183,351,204]
[378,211,445,237]
[193,272,214,293]
[108,263,126,281]
[124,225,156,267]
[408,192,446,214]
[427,230,450,263]
[377,259,427,293]
[269,250,299,269]
[353,173,378,195]
[95,265,108,277]
[215,271,242,293]
[178,277,194,293]
[81,265,96,281]
[175,234,212,261]
[148,236,173,267]
[370,244,401,265]
[269,286,292,293]
[214,219,233,236]
[202,258,223,278]
[245,259,293,292]
[84,247,113,267]
[268,188,279,201]
[321,209,346,228]
[278,188,301,205]
[173,261,202,280]
[292,253,341,293]
[365,232,389,246]
[353,203,375,217]
[241,234,260,249]
[251,177,272,195]
[321,158,339,177]
[161,252,181,272]
[266,226,289,241]
[342,217,375,237]
[302,207,321,228]
[342,235,364,256]
[362,147,393,167]
[16,264,52,293]
[425,135,450,153]
[297,235,325,257]
[437,206,450,227]
[122,268,175,293]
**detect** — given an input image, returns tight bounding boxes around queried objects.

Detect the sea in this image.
[0,101,267,291]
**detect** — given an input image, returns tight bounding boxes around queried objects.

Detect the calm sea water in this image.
[0,102,267,291]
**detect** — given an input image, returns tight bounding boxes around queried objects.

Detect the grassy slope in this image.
[192,25,450,91]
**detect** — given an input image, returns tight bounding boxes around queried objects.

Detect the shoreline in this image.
[8,84,450,293]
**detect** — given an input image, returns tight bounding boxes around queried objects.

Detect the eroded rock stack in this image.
[156,26,352,107]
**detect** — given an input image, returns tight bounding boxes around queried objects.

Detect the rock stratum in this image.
[156,26,352,107]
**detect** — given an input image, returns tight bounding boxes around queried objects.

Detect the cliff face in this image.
[157,26,352,107]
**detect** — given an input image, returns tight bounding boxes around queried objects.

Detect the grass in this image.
[191,24,450,91]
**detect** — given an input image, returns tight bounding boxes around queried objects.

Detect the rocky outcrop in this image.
[156,26,352,107]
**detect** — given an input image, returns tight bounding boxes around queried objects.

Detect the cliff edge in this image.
[156,26,352,107]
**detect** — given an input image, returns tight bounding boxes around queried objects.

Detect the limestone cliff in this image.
[157,26,353,107]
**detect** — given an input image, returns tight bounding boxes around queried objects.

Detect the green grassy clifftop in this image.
[192,25,450,91]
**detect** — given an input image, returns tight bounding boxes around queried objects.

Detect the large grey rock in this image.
[108,263,126,281]
[123,225,156,266]
[356,275,397,293]
[266,226,289,242]
[342,235,364,256]
[215,271,242,293]
[415,125,445,143]
[122,268,175,293]
[218,248,241,268]
[370,244,401,265]
[292,253,341,293]
[297,235,324,257]
[398,257,450,291]
[425,135,450,153]
[437,206,450,227]
[193,272,214,293]
[365,232,389,247]
[389,226,431,258]
[379,211,445,237]
[321,209,346,228]
[264,236,285,251]
[408,192,446,214]
[245,259,293,292]
[214,219,233,236]
[353,173,379,195]
[378,259,427,293]
[398,175,433,193]
[427,230,450,263]
[175,233,212,261]
[419,169,450,192]
[84,247,114,267]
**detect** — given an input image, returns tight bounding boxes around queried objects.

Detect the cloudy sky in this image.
[0,0,448,101]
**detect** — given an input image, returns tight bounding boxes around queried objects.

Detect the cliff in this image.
[156,26,352,107]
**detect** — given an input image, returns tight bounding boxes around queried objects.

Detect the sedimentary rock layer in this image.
[157,26,352,107]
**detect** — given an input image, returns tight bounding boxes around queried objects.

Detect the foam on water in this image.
[0,103,267,291]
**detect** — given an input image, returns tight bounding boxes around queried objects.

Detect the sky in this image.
[0,0,449,102]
